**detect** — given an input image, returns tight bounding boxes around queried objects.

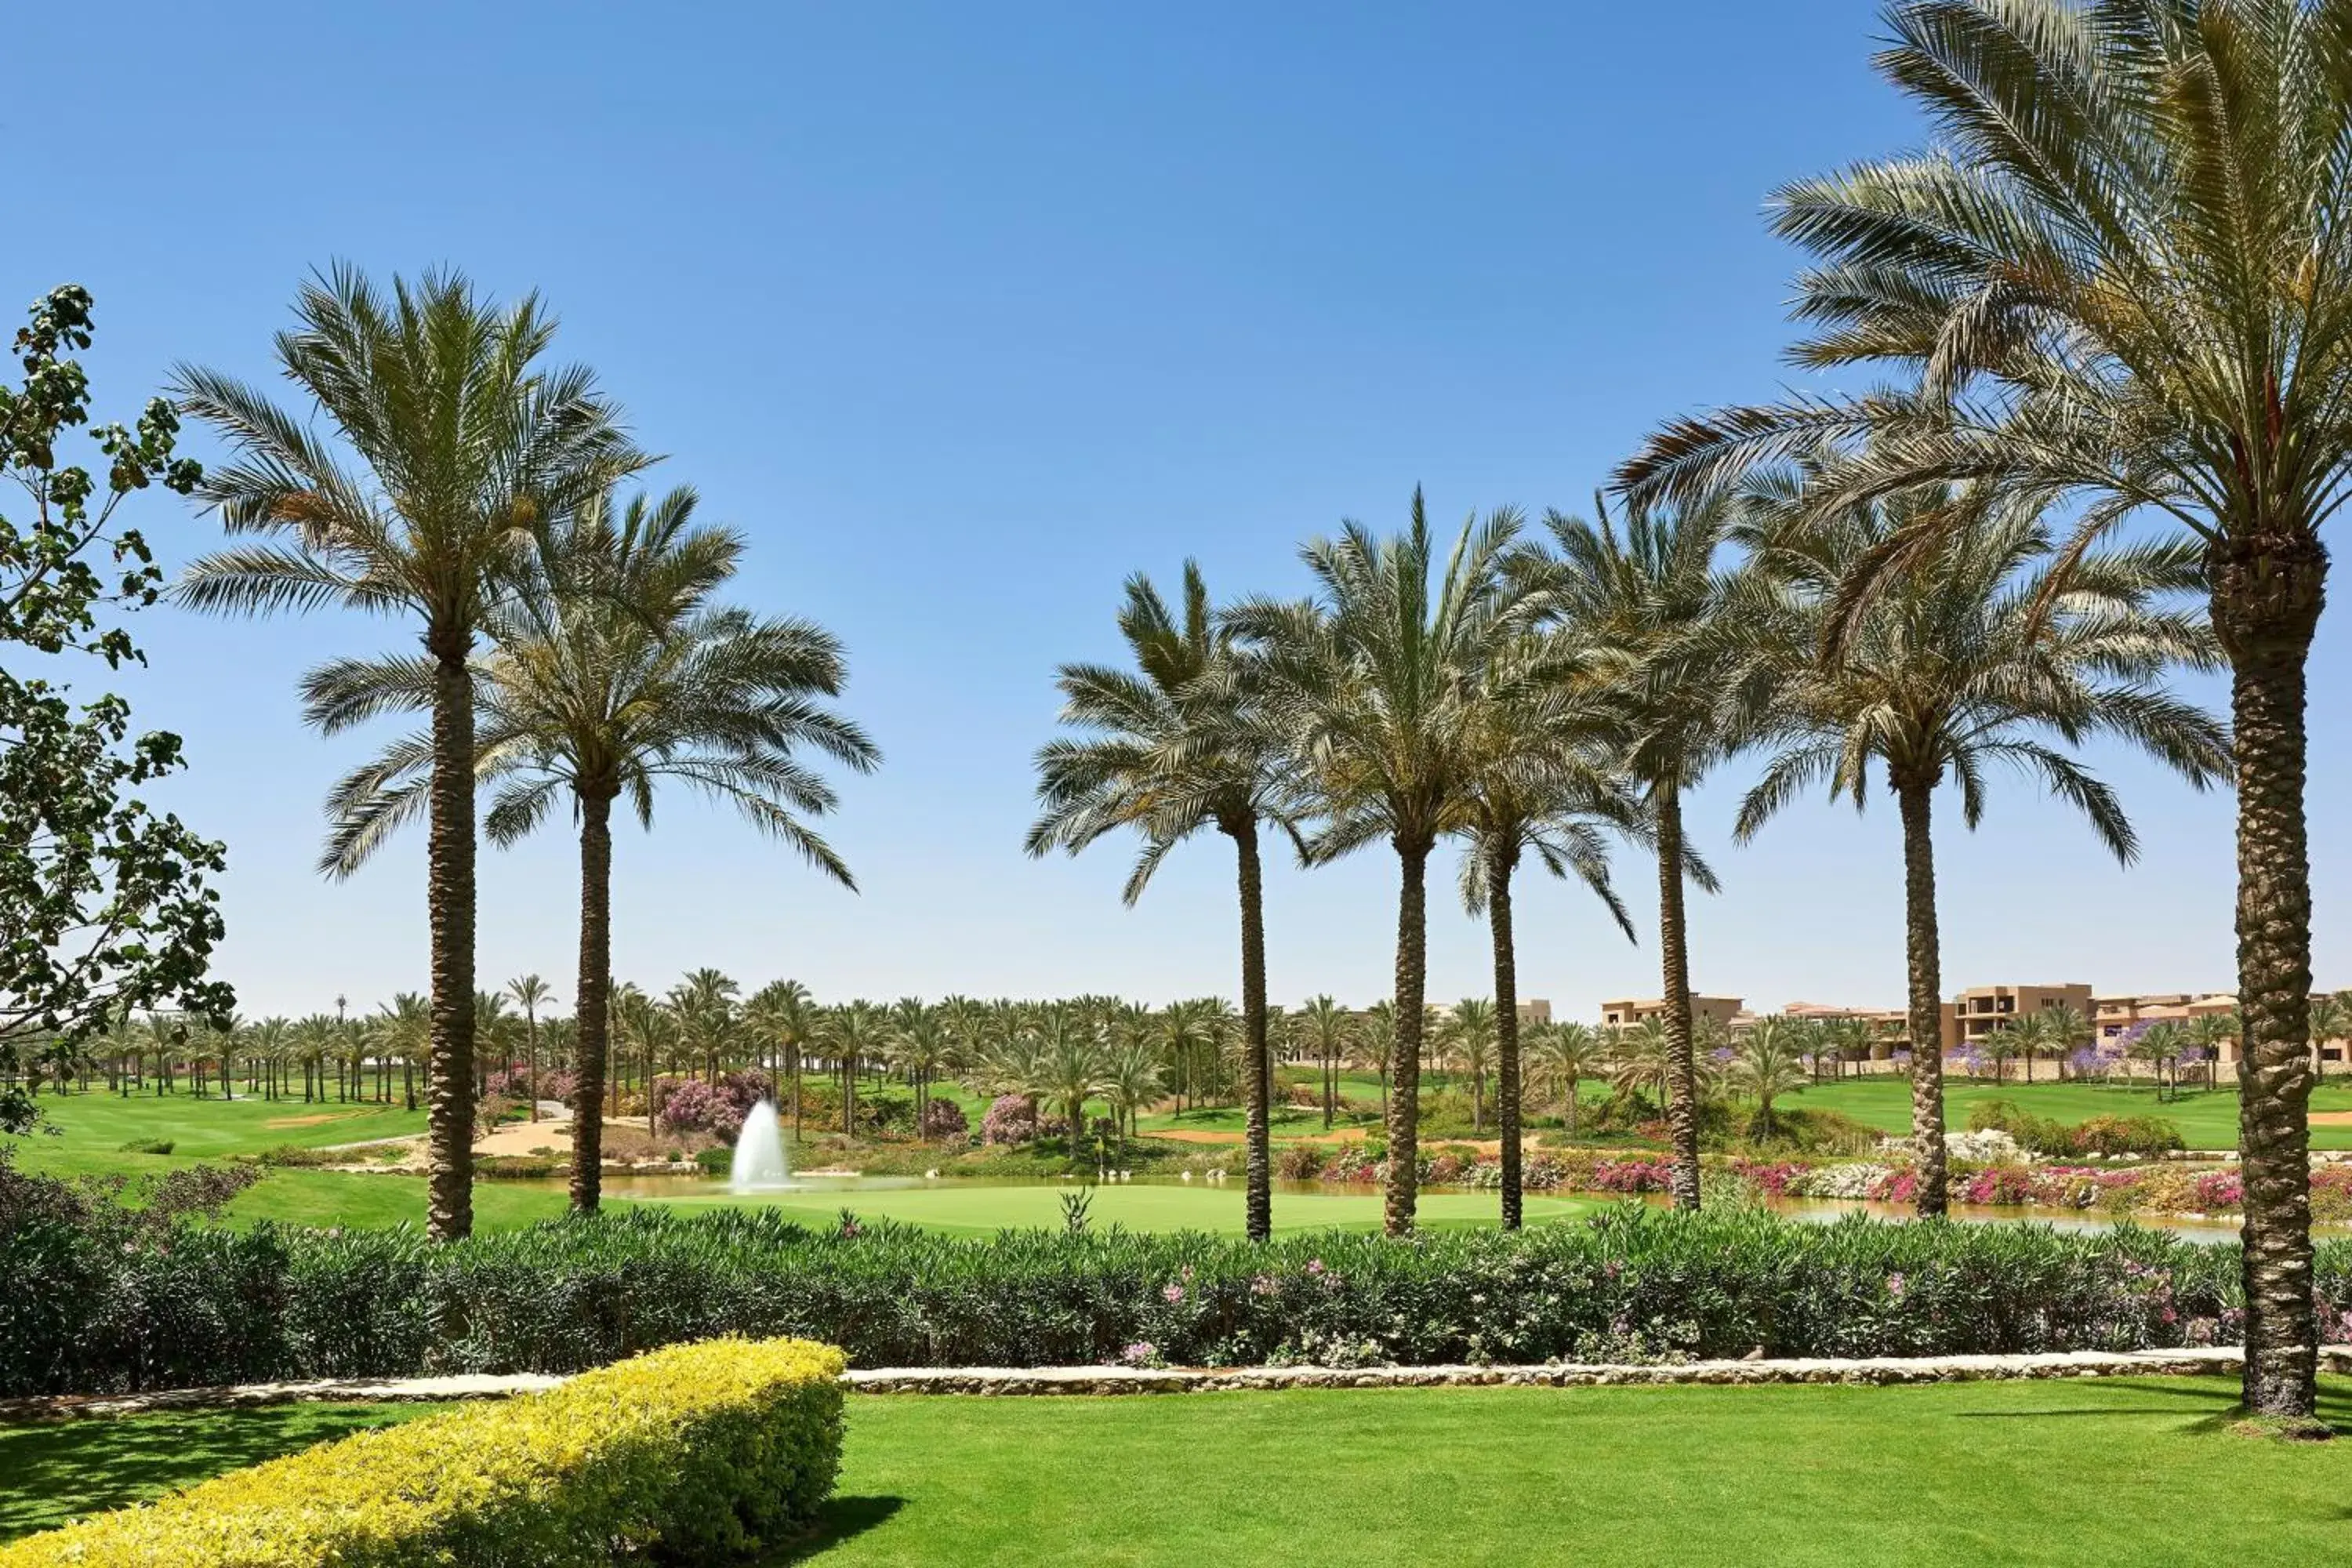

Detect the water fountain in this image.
[729,1100,797,1193]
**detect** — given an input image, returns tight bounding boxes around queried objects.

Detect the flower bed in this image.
[0,1336,845,1566]
[1273,1138,2352,1225]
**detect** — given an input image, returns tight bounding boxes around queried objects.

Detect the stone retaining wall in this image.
[11,1346,2350,1421]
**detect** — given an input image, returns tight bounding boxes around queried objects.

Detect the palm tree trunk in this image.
[1655,781,1700,1210]
[424,640,477,1243]
[1385,837,1431,1236]
[1896,778,1947,1218]
[2212,532,2325,1420]
[1230,818,1274,1244]
[1491,843,1525,1229]
[570,790,614,1214]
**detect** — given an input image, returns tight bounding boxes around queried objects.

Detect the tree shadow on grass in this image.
[760,1496,908,1562]
[1952,1377,2352,1436]
[0,1405,419,1541]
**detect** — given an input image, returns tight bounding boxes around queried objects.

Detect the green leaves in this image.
[0,288,233,1129]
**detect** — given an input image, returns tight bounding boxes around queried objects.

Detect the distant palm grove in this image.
[3,0,2347,1428]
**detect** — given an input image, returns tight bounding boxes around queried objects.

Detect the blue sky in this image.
[13,2,2345,1022]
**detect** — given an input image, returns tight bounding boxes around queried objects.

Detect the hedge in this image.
[0,1337,846,1567]
[10,1197,2352,1393]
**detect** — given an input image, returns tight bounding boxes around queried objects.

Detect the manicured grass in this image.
[637,1183,1600,1235]
[2,1089,426,1176]
[1788,1076,2352,1150]
[13,1380,2347,1563]
[0,1403,441,1541]
[779,1379,2352,1566]
[219,1169,575,1232]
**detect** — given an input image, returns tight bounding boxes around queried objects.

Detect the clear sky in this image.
[13,2,2346,1022]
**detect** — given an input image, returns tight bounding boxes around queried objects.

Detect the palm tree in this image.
[1614,0,2347,1421]
[1605,1020,1671,1112]
[1733,485,2227,1213]
[1031,1007,1112,1162]
[822,1002,887,1136]
[1449,627,1645,1225]
[1441,1000,1499,1134]
[1100,1032,1164,1161]
[746,979,816,1134]
[1298,996,1354,1130]
[505,975,554,1123]
[1726,1017,1812,1140]
[1231,492,1534,1234]
[1028,562,1295,1240]
[1532,1020,1603,1136]
[172,267,641,1241]
[887,1003,954,1133]
[1534,496,1738,1209]
[368,994,429,1111]
[2309,993,2352,1083]
[314,485,876,1210]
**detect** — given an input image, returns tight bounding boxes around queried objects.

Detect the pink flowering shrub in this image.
[652,1078,746,1142]
[919,1098,971,1142]
[979,1094,1039,1145]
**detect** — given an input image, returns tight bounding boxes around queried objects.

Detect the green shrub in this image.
[476,1154,561,1180]
[11,1188,2342,1392]
[2070,1115,2185,1158]
[1965,1099,2076,1156]
[0,1336,845,1567]
[696,1146,735,1175]
[114,1138,173,1155]
[253,1145,346,1168]
[1966,1100,2185,1160]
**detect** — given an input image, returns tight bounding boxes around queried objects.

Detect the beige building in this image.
[1778,999,1961,1054]
[1421,999,1551,1028]
[1600,996,1743,1030]
[1955,982,2096,1043]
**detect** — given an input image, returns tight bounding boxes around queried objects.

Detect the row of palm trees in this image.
[1616,0,2349,1422]
[171,268,880,1229]
[1032,488,2221,1241]
[1043,0,2350,1421]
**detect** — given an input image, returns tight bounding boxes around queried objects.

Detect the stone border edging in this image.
[11,1346,2350,1421]
[844,1346,2352,1395]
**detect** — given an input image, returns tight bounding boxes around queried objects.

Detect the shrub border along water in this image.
[9,1200,2352,1396]
[0,1337,845,1567]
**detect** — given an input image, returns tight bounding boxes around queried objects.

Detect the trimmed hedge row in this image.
[10,1201,2352,1394]
[0,1337,845,1567]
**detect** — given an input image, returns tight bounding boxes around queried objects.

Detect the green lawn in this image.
[1788,1076,2352,1150]
[640,1183,1599,1235]
[2,1091,426,1175]
[789,1379,2352,1566]
[10,1380,2351,1563]
[0,1403,441,1540]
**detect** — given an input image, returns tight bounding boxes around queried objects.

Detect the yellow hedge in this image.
[1,1337,846,1567]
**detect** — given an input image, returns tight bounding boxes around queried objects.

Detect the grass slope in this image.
[1788,1077,2352,1149]
[9,1380,2350,1563]
[3,1092,426,1174]
[789,1380,2352,1566]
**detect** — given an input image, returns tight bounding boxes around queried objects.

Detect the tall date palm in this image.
[1532,495,1739,1210]
[172,267,641,1240]
[309,485,877,1210]
[1734,483,2228,1213]
[1230,492,1532,1234]
[1028,563,1294,1241]
[1617,0,2352,1420]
